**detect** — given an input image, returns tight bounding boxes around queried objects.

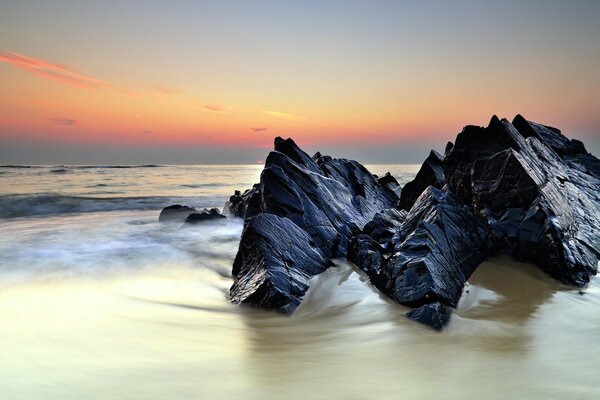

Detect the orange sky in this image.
[1,1,599,163]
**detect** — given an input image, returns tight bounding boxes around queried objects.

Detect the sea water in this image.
[0,164,598,400]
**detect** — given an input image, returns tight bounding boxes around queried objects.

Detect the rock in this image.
[230,213,333,313]
[224,185,261,219]
[225,137,401,258]
[512,114,600,179]
[352,187,490,308]
[362,208,407,246]
[445,116,600,286]
[398,150,445,211]
[405,302,452,331]
[226,115,600,330]
[226,136,400,314]
[159,204,198,222]
[184,208,226,224]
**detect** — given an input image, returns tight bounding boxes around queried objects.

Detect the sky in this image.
[1,0,599,164]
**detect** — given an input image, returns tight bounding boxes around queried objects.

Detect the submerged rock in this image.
[226,116,600,330]
[184,208,227,224]
[159,205,198,222]
[405,302,452,331]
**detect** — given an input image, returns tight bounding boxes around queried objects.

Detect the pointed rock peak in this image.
[272,136,319,170]
[274,136,293,150]
[488,115,501,127]
[428,149,444,162]
[512,114,527,125]
[512,114,536,138]
[444,141,454,156]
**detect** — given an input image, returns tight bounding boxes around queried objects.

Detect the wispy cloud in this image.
[142,130,153,134]
[154,85,180,94]
[201,104,226,112]
[0,50,112,89]
[0,49,138,96]
[251,127,268,132]
[262,110,306,121]
[50,118,78,126]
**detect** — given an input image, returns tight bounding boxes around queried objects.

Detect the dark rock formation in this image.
[226,116,600,330]
[159,205,198,222]
[351,187,490,308]
[226,137,401,258]
[184,208,227,224]
[398,150,445,211]
[444,116,600,287]
[225,185,260,219]
[226,137,401,313]
[230,213,333,313]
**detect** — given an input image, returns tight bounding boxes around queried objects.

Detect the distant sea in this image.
[0,164,598,400]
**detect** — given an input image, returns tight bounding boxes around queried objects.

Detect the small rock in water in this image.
[159,205,198,222]
[185,208,227,224]
[405,302,452,331]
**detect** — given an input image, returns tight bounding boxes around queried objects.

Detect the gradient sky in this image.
[1,0,599,164]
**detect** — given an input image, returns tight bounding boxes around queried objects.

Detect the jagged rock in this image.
[398,150,445,211]
[159,205,198,222]
[184,208,226,224]
[226,137,400,313]
[353,187,490,308]
[512,114,600,180]
[405,302,452,331]
[230,213,333,313]
[445,116,600,286]
[226,137,401,258]
[226,116,600,330]
[225,185,260,218]
[362,208,407,246]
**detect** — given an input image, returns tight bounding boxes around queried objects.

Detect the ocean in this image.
[0,164,598,400]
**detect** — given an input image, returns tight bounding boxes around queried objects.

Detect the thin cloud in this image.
[251,127,268,133]
[154,85,180,94]
[1,50,107,89]
[142,130,153,134]
[0,50,127,94]
[262,110,306,121]
[50,118,78,126]
[201,105,226,112]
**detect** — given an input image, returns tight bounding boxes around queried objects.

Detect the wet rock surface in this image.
[405,302,452,331]
[230,213,333,313]
[226,116,600,330]
[184,208,227,224]
[398,150,445,211]
[354,187,490,309]
[159,205,198,222]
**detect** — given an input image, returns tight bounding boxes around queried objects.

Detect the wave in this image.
[0,165,162,170]
[0,165,43,169]
[0,193,218,218]
[65,164,163,169]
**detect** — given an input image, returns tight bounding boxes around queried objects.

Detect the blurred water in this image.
[0,164,598,400]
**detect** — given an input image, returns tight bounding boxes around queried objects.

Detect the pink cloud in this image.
[0,50,134,96]
[201,104,226,112]
[50,118,78,126]
[0,50,110,88]
[251,127,268,133]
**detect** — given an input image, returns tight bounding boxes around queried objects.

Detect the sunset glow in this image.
[1,1,599,164]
